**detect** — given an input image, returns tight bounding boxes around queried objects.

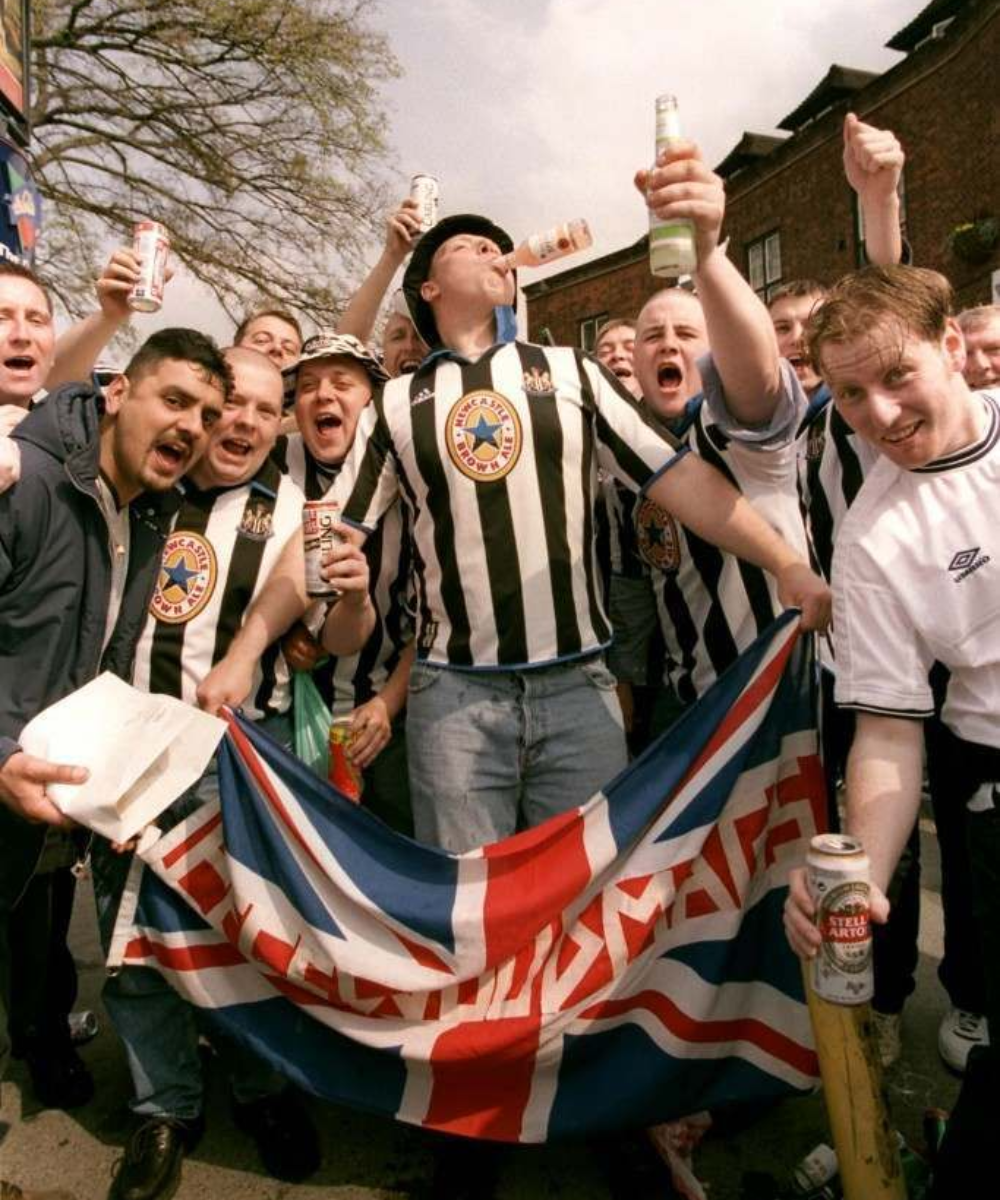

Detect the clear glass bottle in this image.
[502,218,592,269]
[649,94,698,277]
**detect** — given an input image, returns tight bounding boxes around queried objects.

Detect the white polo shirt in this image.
[832,390,1000,749]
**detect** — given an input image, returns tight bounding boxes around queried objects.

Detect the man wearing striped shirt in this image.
[323,138,830,855]
[96,348,371,1200]
[275,332,417,835]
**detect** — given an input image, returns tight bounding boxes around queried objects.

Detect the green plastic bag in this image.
[293,670,331,779]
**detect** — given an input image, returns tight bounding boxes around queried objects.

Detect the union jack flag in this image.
[110,612,824,1142]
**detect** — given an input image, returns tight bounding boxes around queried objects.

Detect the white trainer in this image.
[938,1007,989,1074]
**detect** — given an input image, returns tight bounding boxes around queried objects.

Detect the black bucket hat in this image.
[402,213,515,347]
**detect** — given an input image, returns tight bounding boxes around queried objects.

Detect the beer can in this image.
[410,174,439,233]
[791,1143,838,1194]
[302,500,342,599]
[329,716,363,802]
[128,220,170,313]
[68,1009,100,1046]
[807,833,873,1005]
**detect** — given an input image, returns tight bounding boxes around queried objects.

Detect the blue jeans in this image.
[93,712,291,1120]
[405,656,627,853]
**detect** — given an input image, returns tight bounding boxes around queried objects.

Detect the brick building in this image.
[524,0,999,346]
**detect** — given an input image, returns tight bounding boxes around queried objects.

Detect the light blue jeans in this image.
[93,712,291,1120]
[405,656,628,853]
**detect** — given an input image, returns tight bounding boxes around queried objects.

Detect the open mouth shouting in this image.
[313,410,344,443]
[3,353,40,386]
[218,435,254,461]
[151,437,191,476]
[656,361,684,393]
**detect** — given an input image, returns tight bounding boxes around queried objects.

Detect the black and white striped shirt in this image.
[329,341,686,670]
[133,459,303,719]
[281,434,414,715]
[795,385,879,584]
[607,361,808,704]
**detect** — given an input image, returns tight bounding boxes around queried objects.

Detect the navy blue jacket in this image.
[0,385,179,908]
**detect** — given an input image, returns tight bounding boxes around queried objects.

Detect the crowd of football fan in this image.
[0,114,998,1200]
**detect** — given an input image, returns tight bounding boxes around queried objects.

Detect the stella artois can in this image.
[302,499,342,598]
[328,716,363,802]
[128,220,170,313]
[807,833,874,1005]
[410,174,439,233]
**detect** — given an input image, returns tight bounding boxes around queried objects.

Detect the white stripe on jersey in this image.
[279,434,414,715]
[132,474,304,719]
[610,399,808,704]
[331,341,683,669]
[796,387,879,585]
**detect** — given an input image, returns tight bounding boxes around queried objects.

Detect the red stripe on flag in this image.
[617,873,653,900]
[766,754,827,837]
[735,806,769,875]
[765,820,803,867]
[480,808,591,970]
[163,810,223,869]
[392,929,454,975]
[679,624,798,792]
[701,825,740,908]
[177,860,230,915]
[424,1013,543,1141]
[581,989,818,1078]
[265,972,352,1010]
[251,928,300,976]
[225,716,324,870]
[684,889,720,919]
[125,934,245,971]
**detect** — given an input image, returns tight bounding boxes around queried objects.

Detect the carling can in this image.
[328,716,362,802]
[302,499,342,598]
[410,174,439,233]
[128,220,170,313]
[807,833,873,1004]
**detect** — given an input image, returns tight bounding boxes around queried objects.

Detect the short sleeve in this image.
[832,538,935,718]
[581,354,689,493]
[698,354,809,450]
[331,397,400,534]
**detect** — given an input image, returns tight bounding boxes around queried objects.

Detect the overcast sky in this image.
[140,0,923,347]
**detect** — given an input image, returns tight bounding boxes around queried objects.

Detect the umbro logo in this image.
[411,387,434,407]
[948,546,990,581]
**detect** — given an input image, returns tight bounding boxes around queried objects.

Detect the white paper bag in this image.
[20,673,227,843]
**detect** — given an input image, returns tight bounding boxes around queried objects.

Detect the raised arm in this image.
[843,113,905,268]
[47,246,160,387]
[638,140,782,424]
[337,198,423,343]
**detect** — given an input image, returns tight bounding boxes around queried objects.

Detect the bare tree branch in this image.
[30,0,401,325]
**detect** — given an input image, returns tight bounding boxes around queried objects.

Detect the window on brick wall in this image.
[747,231,782,301]
[578,312,609,351]
[854,169,908,266]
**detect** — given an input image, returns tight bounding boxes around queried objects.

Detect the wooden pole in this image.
[803,967,906,1200]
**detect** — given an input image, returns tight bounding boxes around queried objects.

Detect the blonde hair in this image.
[806,265,953,374]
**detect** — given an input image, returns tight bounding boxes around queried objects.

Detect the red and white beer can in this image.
[410,174,439,233]
[807,833,874,1005]
[128,220,170,313]
[328,716,363,802]
[302,499,342,598]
